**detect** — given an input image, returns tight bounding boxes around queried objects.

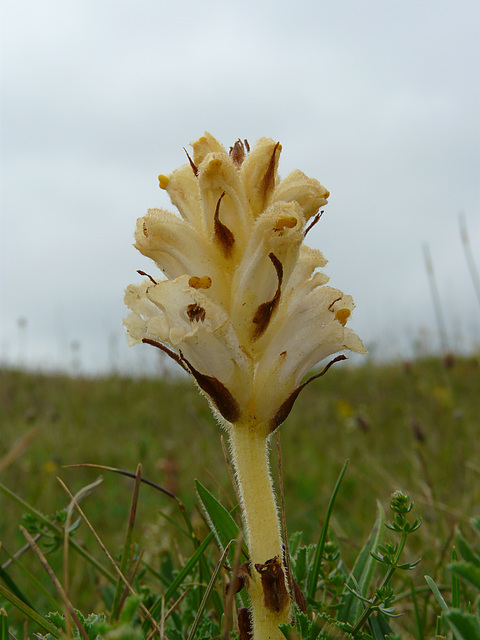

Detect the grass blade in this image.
[187,543,231,640]
[451,548,460,609]
[307,459,349,600]
[0,562,34,610]
[410,579,425,640]
[110,463,143,621]
[425,575,449,614]
[0,584,61,638]
[0,609,8,640]
[143,530,215,630]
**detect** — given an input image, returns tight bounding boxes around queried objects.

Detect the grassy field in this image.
[1,354,479,636]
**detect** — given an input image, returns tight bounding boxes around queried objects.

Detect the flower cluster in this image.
[124,133,365,432]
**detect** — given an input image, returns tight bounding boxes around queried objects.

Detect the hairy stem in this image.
[228,422,290,639]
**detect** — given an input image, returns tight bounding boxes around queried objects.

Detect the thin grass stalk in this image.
[144,531,215,628]
[145,589,190,640]
[56,477,163,637]
[110,463,143,621]
[307,459,350,600]
[117,549,144,616]
[0,583,61,638]
[459,211,480,311]
[63,476,103,637]
[0,428,40,473]
[65,463,200,550]
[0,481,115,584]
[222,533,245,640]
[19,526,90,640]
[187,542,231,640]
[0,541,34,610]
[422,243,450,354]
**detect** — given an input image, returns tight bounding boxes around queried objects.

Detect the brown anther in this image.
[214,192,235,258]
[335,308,351,326]
[183,147,198,177]
[274,216,297,232]
[237,608,253,640]
[137,270,157,285]
[142,221,149,237]
[304,210,323,237]
[252,253,283,340]
[186,303,206,323]
[188,275,212,289]
[254,556,289,614]
[229,139,247,167]
[244,138,250,152]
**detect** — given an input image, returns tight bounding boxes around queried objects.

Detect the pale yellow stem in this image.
[228,421,290,639]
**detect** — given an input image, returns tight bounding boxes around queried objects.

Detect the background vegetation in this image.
[0,354,479,637]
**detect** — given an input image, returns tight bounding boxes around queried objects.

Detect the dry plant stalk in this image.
[124,133,365,638]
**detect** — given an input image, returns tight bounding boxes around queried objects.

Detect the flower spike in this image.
[124,133,366,639]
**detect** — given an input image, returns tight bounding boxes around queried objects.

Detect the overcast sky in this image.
[1,0,479,375]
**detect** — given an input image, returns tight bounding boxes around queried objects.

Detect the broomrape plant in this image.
[124,133,366,639]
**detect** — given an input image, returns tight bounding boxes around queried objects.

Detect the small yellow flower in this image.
[124,133,366,433]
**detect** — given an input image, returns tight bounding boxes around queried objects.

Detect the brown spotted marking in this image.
[254,556,289,614]
[214,191,235,258]
[252,253,283,340]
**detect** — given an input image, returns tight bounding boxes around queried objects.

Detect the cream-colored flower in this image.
[125,133,366,639]
[124,133,366,431]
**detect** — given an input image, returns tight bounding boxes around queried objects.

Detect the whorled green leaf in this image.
[368,611,396,639]
[337,500,385,625]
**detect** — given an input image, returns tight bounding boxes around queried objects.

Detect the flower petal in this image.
[230,201,305,348]
[191,132,226,166]
[161,164,203,231]
[127,276,253,410]
[134,209,229,307]
[197,152,252,251]
[253,286,365,424]
[273,169,329,221]
[240,138,282,218]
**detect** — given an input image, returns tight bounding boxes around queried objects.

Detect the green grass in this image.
[0,355,479,636]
